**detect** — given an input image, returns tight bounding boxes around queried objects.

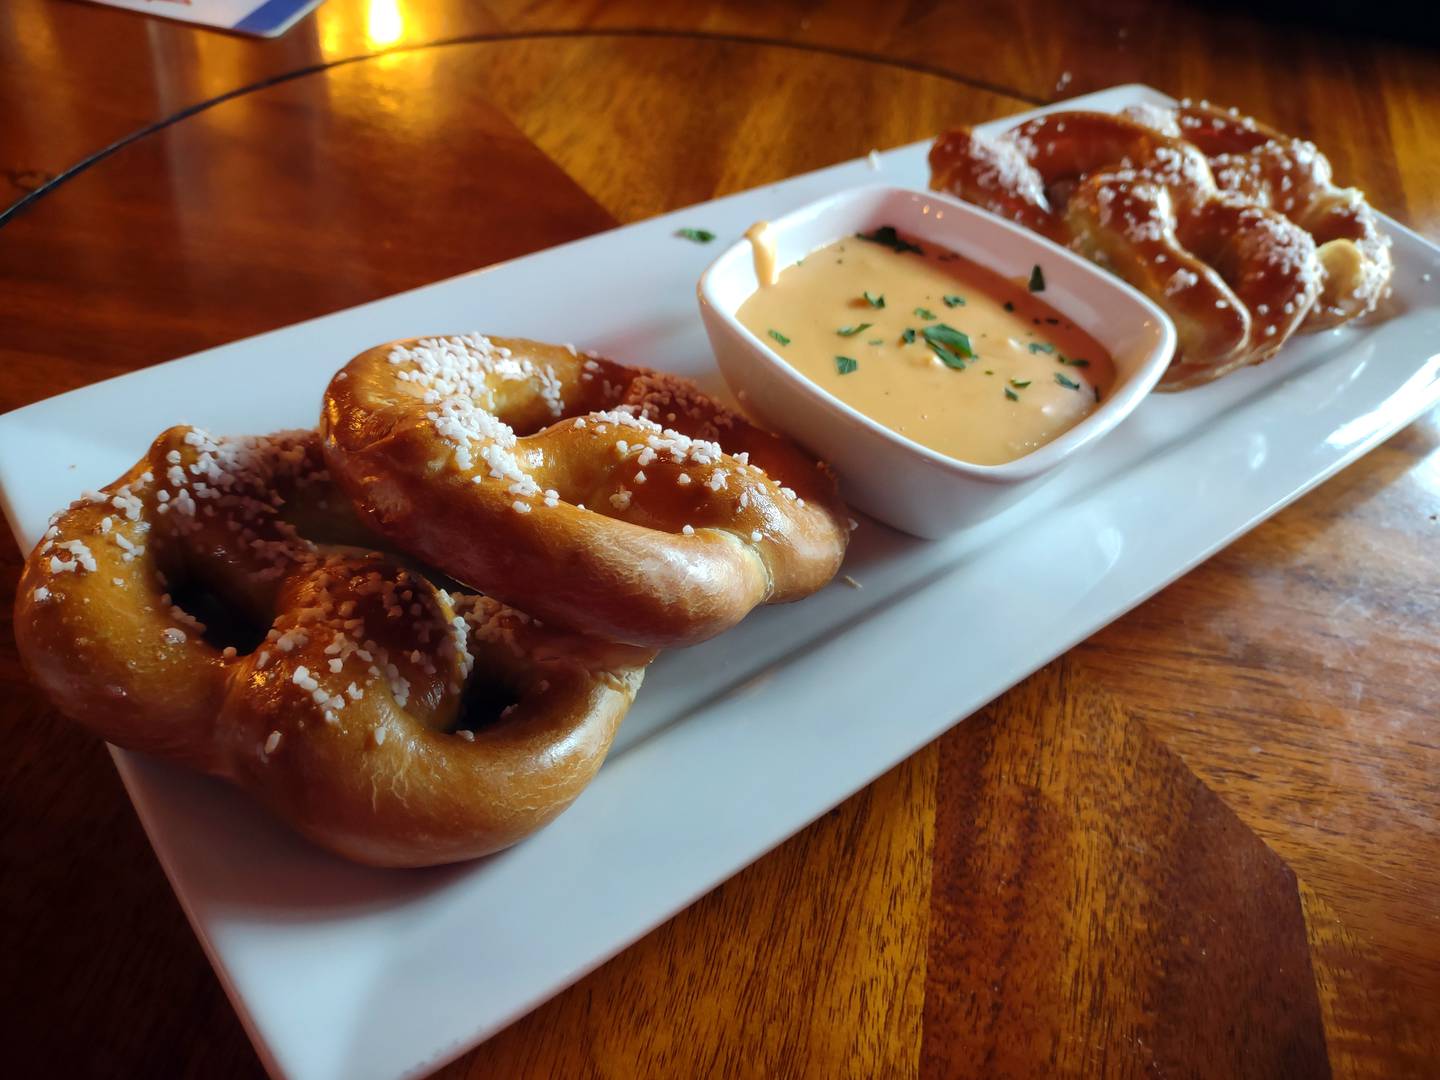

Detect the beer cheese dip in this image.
[736,225,1116,466]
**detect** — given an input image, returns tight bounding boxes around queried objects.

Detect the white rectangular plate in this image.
[3,85,1438,1080]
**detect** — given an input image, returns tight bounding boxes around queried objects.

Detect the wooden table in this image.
[3,2,1437,1076]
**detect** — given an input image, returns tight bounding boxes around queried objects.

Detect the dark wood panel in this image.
[922,661,1329,1078]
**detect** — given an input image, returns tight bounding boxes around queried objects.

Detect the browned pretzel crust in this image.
[321,334,851,648]
[14,427,650,867]
[930,110,1343,388]
[1124,100,1393,331]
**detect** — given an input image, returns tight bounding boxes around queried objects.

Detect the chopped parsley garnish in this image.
[923,323,975,358]
[863,290,886,309]
[1059,356,1091,367]
[920,324,975,370]
[867,338,884,345]
[943,295,965,307]
[1055,372,1081,390]
[928,343,969,369]
[1028,264,1046,292]
[676,228,715,243]
[1010,379,1031,388]
[901,328,916,344]
[836,323,873,337]
[984,369,994,375]
[855,225,923,255]
[1004,387,1020,401]
[1028,342,1055,354]
[914,307,936,320]
[768,329,791,346]
[1003,301,1015,312]
[835,355,859,375]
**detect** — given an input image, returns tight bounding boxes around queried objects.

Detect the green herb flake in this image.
[1010,379,1031,389]
[901,328,917,344]
[836,323,873,337]
[1004,387,1020,401]
[863,291,886,309]
[928,343,969,369]
[767,329,791,347]
[1055,372,1081,390]
[1028,264,1046,292]
[1093,385,1102,403]
[1028,342,1055,354]
[943,295,965,308]
[1003,301,1016,312]
[676,228,716,243]
[867,338,884,345]
[855,225,923,255]
[1062,356,1091,367]
[835,355,859,375]
[922,323,976,359]
[984,369,994,375]
[914,307,937,320]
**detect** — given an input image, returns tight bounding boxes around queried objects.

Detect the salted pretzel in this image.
[321,334,851,648]
[14,427,650,867]
[1124,100,1392,330]
[930,111,1326,388]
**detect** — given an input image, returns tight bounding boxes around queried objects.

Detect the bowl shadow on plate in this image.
[603,516,988,759]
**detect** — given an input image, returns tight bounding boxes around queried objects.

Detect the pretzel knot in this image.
[321,335,851,648]
[930,111,1328,388]
[14,427,650,867]
[1124,100,1393,331]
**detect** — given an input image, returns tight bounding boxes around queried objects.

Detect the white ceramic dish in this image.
[697,184,1176,536]
[1,84,1438,1080]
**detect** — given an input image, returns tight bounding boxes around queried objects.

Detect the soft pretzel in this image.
[1124,100,1392,330]
[929,111,1326,388]
[14,427,650,867]
[321,334,851,648]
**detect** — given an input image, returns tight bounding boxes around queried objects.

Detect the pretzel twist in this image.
[1124,100,1392,330]
[321,334,851,648]
[930,110,1327,388]
[14,427,650,867]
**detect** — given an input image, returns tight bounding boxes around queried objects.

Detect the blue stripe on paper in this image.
[233,0,320,35]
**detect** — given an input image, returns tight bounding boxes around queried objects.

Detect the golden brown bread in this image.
[1123,100,1393,331]
[929,110,1338,389]
[321,334,851,648]
[14,427,651,867]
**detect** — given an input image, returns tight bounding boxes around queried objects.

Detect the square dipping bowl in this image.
[696,185,1177,538]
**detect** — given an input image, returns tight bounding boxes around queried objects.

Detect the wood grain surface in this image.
[2,2,1437,1077]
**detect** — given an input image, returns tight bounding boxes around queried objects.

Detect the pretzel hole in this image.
[1045,177,1079,209]
[451,675,522,736]
[166,577,269,655]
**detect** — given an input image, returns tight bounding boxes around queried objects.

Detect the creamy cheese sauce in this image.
[745,221,779,287]
[737,226,1116,465]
